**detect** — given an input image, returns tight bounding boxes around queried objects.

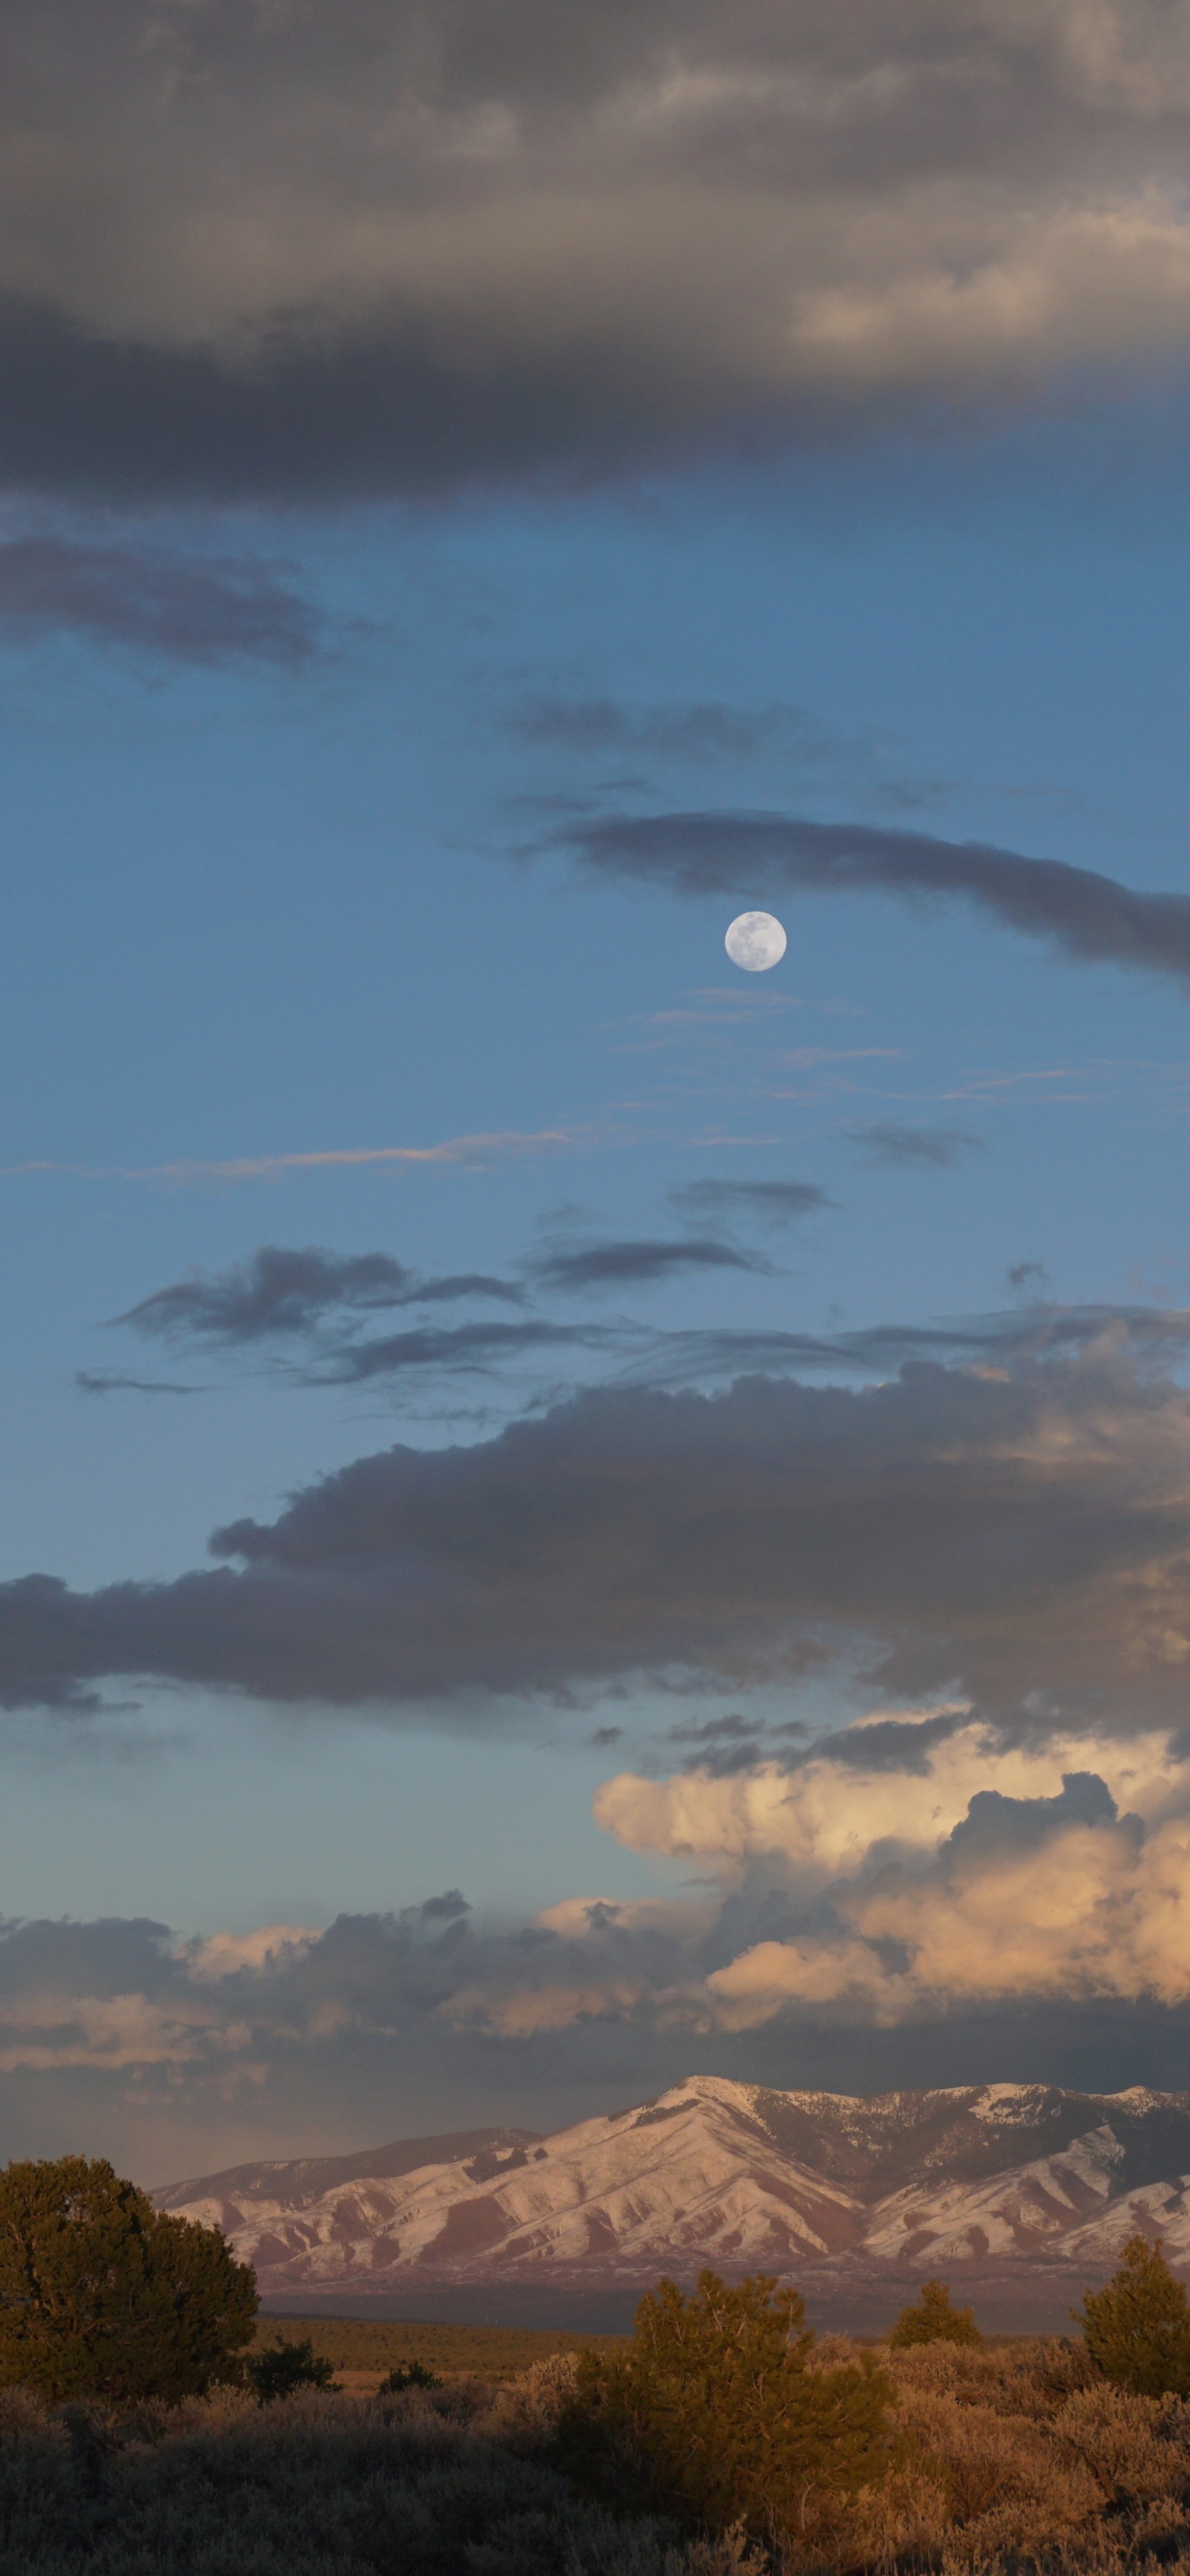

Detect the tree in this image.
[247,2335,337,2403]
[0,2155,257,2403]
[1078,2235,1190,2397]
[889,2279,983,2348]
[559,2270,892,2542]
[380,2359,442,2392]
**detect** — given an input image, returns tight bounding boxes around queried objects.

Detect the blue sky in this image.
[6,0,1190,2177]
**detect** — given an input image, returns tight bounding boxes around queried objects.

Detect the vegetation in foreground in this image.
[249,2314,629,2384]
[6,2153,1190,2571]
[0,2248,1189,2571]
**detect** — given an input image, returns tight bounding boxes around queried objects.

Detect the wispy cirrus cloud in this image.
[668,1178,834,1229]
[117,1247,524,1349]
[5,1129,579,1184]
[846,1124,986,1168]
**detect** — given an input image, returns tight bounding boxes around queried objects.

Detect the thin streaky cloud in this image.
[3,1129,579,1184]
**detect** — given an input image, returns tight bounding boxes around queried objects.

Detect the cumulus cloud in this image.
[0,534,319,664]
[8,1,1190,495]
[7,1319,1190,1722]
[10,1728,1190,2159]
[567,811,1190,992]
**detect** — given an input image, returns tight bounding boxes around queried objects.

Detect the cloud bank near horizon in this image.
[10,0,1190,496]
[9,1714,1190,2168]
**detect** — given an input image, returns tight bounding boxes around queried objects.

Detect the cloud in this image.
[5,1130,577,1184]
[76,1372,203,1398]
[511,698,825,762]
[118,1246,523,1348]
[566,811,1190,991]
[9,2,1190,495]
[667,1179,833,1229]
[528,1235,770,1292]
[6,1319,1190,1723]
[595,1716,1179,1883]
[0,534,319,665]
[8,1743,1190,2160]
[311,1319,596,1382]
[845,1124,986,1167]
[704,1784,1190,2030]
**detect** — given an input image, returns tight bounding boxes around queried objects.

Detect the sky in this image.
[7,0,1190,2183]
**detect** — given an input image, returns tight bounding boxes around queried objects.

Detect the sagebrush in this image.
[4,2326,1190,2572]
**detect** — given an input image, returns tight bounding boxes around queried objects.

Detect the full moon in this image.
[724,910,788,972]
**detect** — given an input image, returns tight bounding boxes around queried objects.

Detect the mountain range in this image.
[156,2077,1190,2332]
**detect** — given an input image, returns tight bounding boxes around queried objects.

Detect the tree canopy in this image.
[0,2155,257,2403]
[889,2279,983,2348]
[1079,2235,1190,2398]
[560,2269,892,2542]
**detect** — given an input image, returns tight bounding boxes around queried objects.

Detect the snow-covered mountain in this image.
[156,2077,1190,2312]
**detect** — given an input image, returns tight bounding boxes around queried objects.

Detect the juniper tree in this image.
[560,2268,892,2542]
[0,2154,257,2403]
[1079,2234,1190,2397]
[890,2278,983,2348]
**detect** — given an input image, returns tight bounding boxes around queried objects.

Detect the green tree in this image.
[0,2155,257,2403]
[889,2279,983,2348]
[559,2269,892,2542]
[1078,2234,1190,2397]
[247,2335,337,2403]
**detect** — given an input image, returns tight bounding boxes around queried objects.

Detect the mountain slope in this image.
[157,2077,1190,2303]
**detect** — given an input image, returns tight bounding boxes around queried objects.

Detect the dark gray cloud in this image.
[5,1319,1190,1727]
[668,1180,833,1229]
[807,1712,969,1775]
[566,811,1190,991]
[0,534,319,664]
[946,1769,1132,1863]
[6,2,1190,498]
[846,1125,986,1168]
[118,1246,523,1348]
[529,1235,770,1293]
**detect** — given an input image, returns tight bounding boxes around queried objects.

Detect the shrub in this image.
[247,2336,337,2402]
[1079,2235,1190,2397]
[889,2280,983,2348]
[559,2269,893,2544]
[0,2155,257,2404]
[381,2359,443,2393]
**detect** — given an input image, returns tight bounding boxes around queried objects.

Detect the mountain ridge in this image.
[155,2077,1190,2321]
